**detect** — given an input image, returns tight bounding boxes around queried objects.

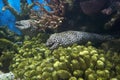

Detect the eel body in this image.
[46,31,113,49]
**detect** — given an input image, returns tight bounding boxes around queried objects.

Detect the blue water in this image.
[0,0,50,35]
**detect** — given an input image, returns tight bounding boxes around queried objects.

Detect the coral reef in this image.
[0,0,120,79]
[1,0,120,34]
[0,0,50,34]
[46,31,114,50]
[9,33,120,80]
[0,1,120,79]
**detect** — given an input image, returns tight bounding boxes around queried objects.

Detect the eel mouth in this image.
[15,22,26,32]
[15,22,24,28]
[15,22,24,26]
[15,20,31,30]
[46,42,54,47]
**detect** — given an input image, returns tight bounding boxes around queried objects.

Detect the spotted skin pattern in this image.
[46,31,113,49]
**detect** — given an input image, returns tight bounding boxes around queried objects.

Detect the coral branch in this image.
[2,0,19,17]
[2,0,35,20]
[30,0,66,31]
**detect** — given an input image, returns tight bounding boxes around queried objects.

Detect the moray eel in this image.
[46,31,114,50]
[15,20,38,36]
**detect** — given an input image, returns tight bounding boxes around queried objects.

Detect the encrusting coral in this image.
[0,72,14,80]
[8,33,120,80]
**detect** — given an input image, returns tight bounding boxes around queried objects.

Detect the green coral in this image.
[0,38,19,72]
[0,26,22,55]
[0,27,22,42]
[0,50,15,72]
[8,34,120,80]
[0,38,14,50]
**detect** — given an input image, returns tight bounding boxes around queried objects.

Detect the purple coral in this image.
[80,0,120,15]
[80,0,106,15]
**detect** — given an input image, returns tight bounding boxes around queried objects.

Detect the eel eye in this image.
[46,40,54,47]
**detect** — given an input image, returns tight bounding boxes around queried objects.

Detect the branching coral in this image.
[9,33,120,80]
[30,0,67,31]
[2,0,35,20]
